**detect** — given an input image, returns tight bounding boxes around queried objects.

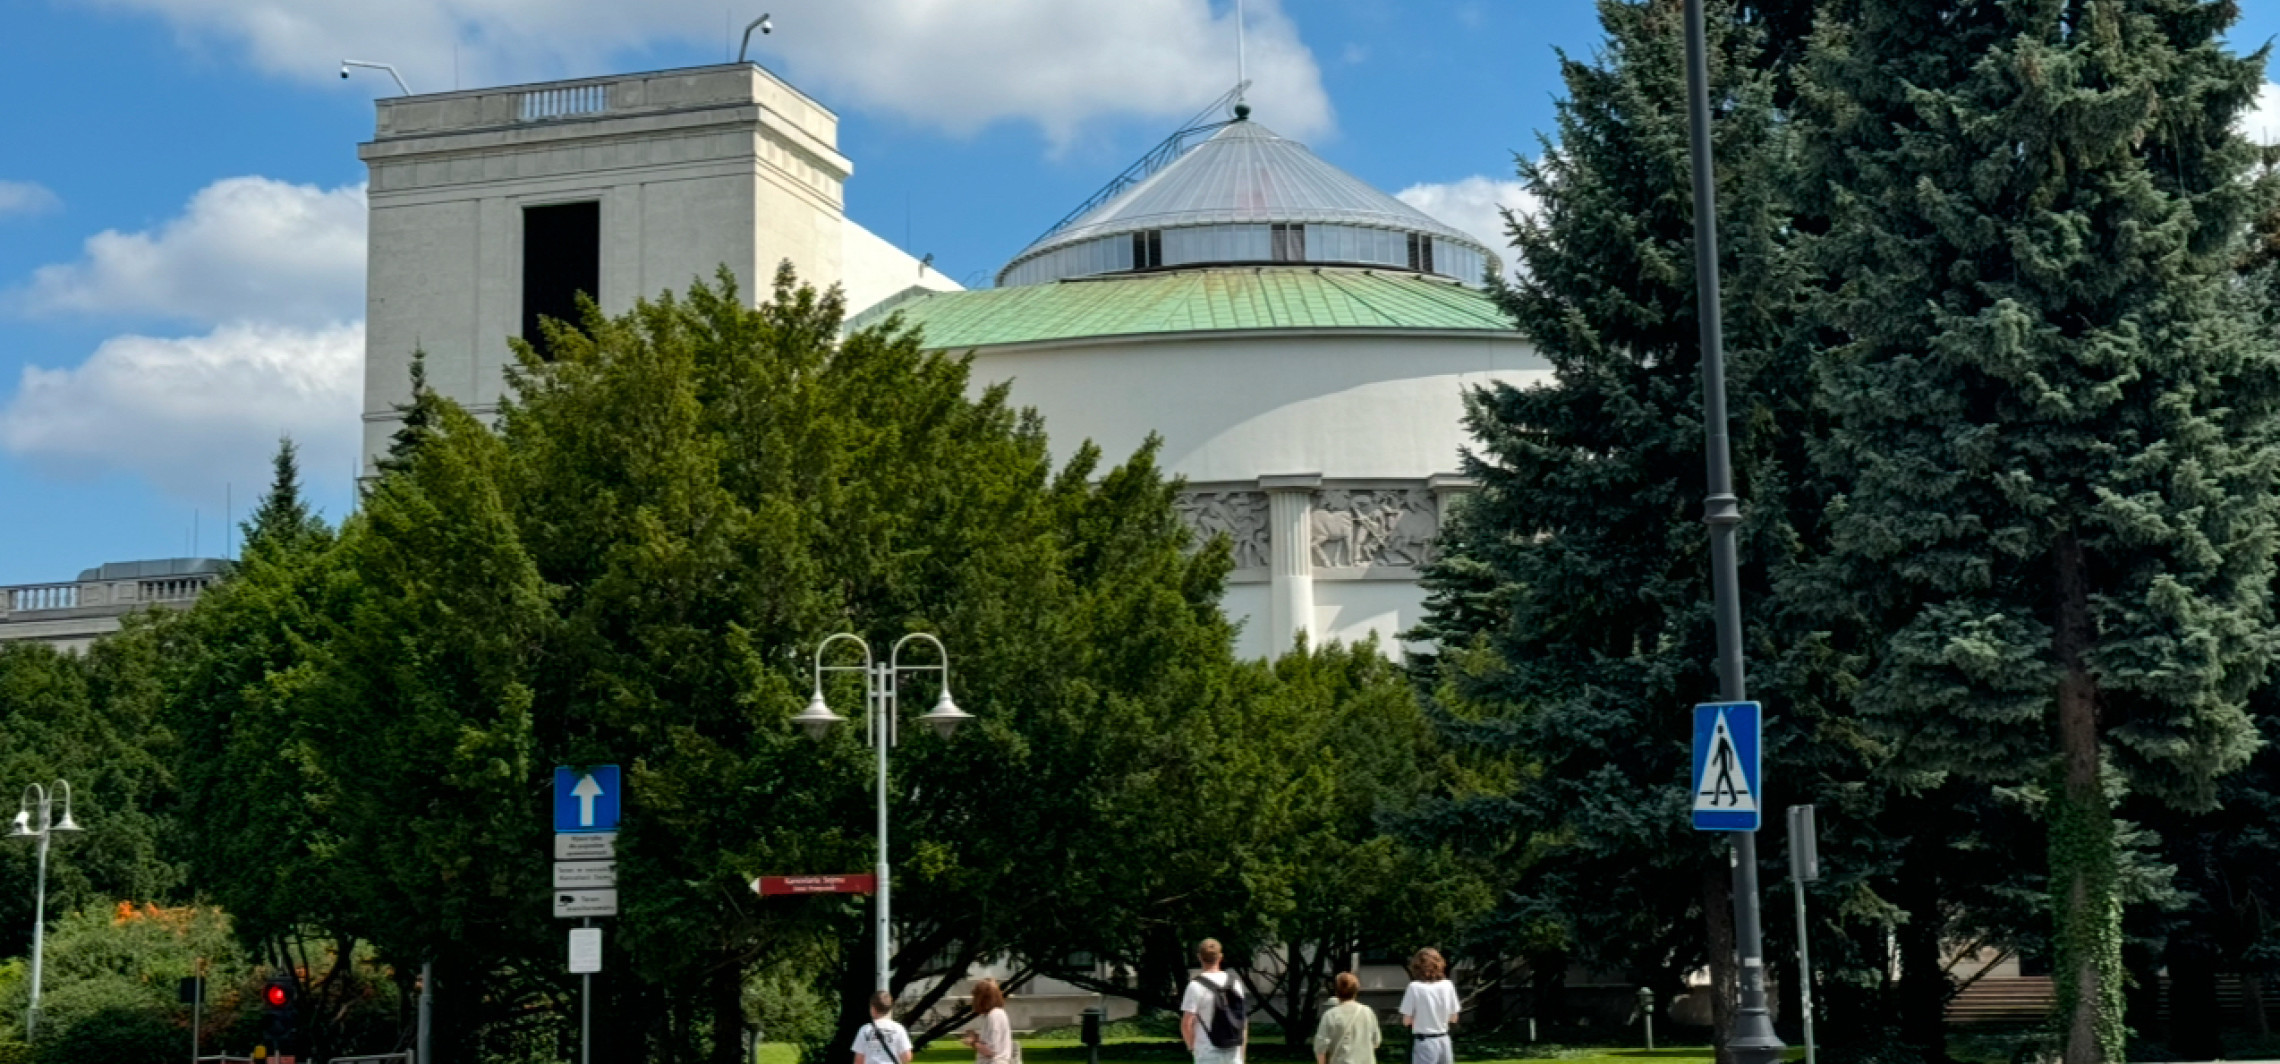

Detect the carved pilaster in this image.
[1260,474,1321,653]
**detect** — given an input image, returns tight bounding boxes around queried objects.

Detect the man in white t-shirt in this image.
[1399,948,1459,1064]
[1181,938,1247,1064]
[854,991,914,1064]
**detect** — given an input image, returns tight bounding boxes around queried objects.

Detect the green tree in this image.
[0,902,260,1063]
[242,437,328,560]
[1237,639,1490,1047]
[232,267,1313,1064]
[1408,1,1822,1053]
[1794,1,2280,1058]
[0,633,184,963]
[164,439,398,1061]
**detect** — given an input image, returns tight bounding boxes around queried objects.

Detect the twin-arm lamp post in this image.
[789,632,972,993]
[10,780,81,1042]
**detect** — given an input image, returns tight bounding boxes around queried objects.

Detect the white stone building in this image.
[865,108,1548,658]
[0,559,227,653]
[355,63,1548,660]
[357,63,957,468]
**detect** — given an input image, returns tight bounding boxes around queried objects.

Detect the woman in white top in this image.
[959,978,1018,1064]
[1398,948,1459,1064]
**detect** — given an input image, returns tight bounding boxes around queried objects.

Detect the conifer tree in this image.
[192,267,1358,1064]
[1410,0,1823,1051]
[1795,1,2280,1058]
[240,436,329,560]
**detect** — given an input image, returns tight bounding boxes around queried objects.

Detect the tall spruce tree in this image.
[242,437,328,559]
[1409,0,1823,1053]
[1794,1,2280,1058]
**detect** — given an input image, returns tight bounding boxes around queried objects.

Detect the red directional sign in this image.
[753,874,877,896]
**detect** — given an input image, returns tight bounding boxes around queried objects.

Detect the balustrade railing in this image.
[519,83,609,121]
[2,573,220,617]
[5,585,78,612]
[138,576,215,603]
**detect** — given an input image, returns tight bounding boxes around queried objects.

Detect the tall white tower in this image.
[357,63,955,468]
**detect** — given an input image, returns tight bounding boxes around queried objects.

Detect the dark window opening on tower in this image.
[1406,233,1435,274]
[523,201,601,356]
[1131,229,1164,270]
[1271,223,1306,262]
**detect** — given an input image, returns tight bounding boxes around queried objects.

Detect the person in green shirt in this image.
[1314,972,1381,1064]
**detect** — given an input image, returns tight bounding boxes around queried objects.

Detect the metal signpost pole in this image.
[1678,0,1784,1059]
[552,767,619,1064]
[191,973,202,1064]
[1790,805,1819,1064]
[581,917,592,1064]
[874,662,893,993]
[418,961,432,1064]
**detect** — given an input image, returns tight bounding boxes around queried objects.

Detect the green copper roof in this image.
[850,267,1514,350]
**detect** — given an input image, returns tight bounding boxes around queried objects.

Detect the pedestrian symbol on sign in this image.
[1691,702,1761,831]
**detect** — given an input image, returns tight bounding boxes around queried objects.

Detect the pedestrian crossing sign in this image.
[1692,701,1761,831]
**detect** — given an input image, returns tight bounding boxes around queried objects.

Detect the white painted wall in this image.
[840,220,962,320]
[964,329,1549,656]
[360,65,934,468]
[966,330,1545,484]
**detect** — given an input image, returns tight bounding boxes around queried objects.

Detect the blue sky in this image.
[0,0,2274,586]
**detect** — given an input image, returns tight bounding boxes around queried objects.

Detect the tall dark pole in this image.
[1679,0,1785,1061]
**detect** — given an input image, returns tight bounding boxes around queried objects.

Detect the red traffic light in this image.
[265,983,290,1008]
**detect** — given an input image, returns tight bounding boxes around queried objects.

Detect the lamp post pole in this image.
[797,633,972,994]
[12,780,80,1043]
[1676,0,1783,1060]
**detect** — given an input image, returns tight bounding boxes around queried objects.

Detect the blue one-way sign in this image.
[1691,703,1761,831]
[554,765,621,834]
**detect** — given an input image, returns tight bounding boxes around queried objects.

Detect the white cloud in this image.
[1396,175,1534,278]
[0,181,60,219]
[2243,81,2280,147]
[0,320,363,492]
[1,174,367,501]
[82,0,1332,145]
[11,177,365,327]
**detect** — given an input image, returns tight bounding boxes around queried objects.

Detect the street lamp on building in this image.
[795,632,970,992]
[11,780,80,1041]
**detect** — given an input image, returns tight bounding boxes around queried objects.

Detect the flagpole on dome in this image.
[1234,0,1247,114]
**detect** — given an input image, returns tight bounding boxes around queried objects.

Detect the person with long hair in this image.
[1398,949,1458,1064]
[1313,972,1380,1064]
[959,978,1017,1064]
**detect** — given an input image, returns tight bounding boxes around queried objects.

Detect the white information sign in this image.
[555,832,617,860]
[553,890,619,918]
[569,927,602,974]
[553,861,618,890]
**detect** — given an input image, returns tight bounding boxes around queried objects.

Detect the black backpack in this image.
[1192,973,1247,1049]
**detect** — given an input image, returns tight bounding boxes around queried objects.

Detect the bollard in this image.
[1638,987,1655,1051]
[1081,1005,1105,1064]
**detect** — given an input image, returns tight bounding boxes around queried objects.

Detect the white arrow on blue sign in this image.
[1691,702,1761,831]
[554,765,621,834]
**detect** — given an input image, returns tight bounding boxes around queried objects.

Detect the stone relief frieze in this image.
[1311,488,1437,569]
[1174,491,1272,570]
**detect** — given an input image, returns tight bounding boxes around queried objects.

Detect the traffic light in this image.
[262,976,297,1049]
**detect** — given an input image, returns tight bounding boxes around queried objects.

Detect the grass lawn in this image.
[890,1036,1787,1064]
